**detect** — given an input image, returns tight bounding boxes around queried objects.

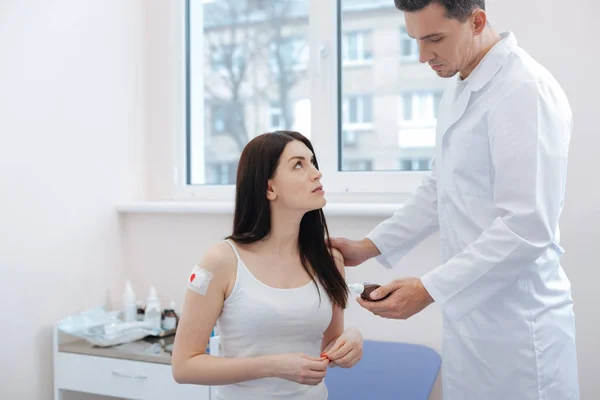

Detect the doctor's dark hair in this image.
[395,0,485,21]
[226,131,348,309]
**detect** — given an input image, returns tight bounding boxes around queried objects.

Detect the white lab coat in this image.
[367,32,579,400]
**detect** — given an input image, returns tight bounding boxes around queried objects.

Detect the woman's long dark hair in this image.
[226,131,348,309]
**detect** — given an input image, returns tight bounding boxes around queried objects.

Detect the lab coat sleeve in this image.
[420,80,571,322]
[366,161,439,269]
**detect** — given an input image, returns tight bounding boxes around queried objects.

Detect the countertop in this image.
[58,336,174,365]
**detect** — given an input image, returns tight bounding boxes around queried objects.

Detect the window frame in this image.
[173,0,430,200]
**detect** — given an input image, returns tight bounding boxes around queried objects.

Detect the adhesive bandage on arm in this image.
[187,266,214,295]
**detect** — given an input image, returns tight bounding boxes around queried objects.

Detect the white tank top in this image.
[213,240,332,400]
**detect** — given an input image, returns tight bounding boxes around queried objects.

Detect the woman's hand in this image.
[270,353,329,385]
[322,327,363,368]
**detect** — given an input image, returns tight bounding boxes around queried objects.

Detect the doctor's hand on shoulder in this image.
[357,278,434,320]
[329,237,381,267]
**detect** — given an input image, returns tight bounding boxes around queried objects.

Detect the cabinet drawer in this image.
[55,352,208,400]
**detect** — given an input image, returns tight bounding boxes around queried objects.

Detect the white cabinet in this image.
[53,325,211,400]
[54,352,207,400]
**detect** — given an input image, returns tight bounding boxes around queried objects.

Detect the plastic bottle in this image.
[162,300,178,331]
[122,281,137,323]
[136,301,145,321]
[144,286,162,330]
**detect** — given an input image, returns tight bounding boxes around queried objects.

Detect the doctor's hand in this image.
[322,327,363,369]
[328,237,381,266]
[357,278,434,320]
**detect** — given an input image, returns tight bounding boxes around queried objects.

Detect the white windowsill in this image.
[116,201,401,217]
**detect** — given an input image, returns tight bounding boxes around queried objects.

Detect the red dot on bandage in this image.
[190,273,196,283]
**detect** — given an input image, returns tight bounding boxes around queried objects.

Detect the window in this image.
[400,92,443,125]
[269,37,308,72]
[269,103,283,130]
[210,103,227,134]
[342,31,373,64]
[246,0,285,11]
[400,158,431,171]
[182,0,445,197]
[398,91,443,124]
[400,26,418,62]
[342,95,372,127]
[342,130,358,147]
[343,159,373,171]
[207,162,238,185]
[209,44,245,74]
[268,99,311,133]
[396,92,441,150]
[187,0,311,187]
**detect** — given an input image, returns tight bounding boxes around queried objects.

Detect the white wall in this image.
[0,1,144,399]
[2,0,598,399]
[127,1,599,400]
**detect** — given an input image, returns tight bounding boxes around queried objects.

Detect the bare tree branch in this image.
[203,0,308,151]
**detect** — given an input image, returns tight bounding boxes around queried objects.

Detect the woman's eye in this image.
[431,37,443,43]
[295,161,302,168]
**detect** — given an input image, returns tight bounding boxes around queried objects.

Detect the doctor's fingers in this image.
[356,296,397,313]
[369,281,402,300]
[376,309,413,320]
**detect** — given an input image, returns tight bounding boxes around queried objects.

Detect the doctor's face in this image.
[404,2,484,78]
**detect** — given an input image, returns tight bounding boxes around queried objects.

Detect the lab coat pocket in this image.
[446,133,491,197]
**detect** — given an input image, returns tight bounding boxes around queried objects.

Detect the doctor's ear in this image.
[471,9,487,35]
[266,181,277,201]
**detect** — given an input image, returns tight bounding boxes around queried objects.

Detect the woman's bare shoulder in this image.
[196,241,238,276]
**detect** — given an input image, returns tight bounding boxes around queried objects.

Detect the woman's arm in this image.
[172,242,328,386]
[320,248,363,368]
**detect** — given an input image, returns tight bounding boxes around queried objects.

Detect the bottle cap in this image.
[348,283,365,295]
[148,286,158,299]
[124,280,134,296]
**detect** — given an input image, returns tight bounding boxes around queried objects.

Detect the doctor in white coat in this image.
[331,1,580,399]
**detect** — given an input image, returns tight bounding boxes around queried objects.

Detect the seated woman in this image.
[171,131,363,400]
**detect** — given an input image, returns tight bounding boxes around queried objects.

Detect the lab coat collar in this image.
[438,32,517,139]
[464,31,518,92]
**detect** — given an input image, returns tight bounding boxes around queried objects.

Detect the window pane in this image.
[346,32,358,61]
[348,97,358,123]
[189,0,311,185]
[400,26,418,61]
[211,103,227,133]
[362,31,373,60]
[363,95,372,123]
[402,93,413,121]
[340,1,443,172]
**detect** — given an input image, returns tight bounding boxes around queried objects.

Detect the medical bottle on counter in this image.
[123,280,137,323]
[162,300,178,331]
[144,286,162,330]
[136,301,145,321]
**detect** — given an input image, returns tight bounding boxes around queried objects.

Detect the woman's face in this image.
[267,140,325,211]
